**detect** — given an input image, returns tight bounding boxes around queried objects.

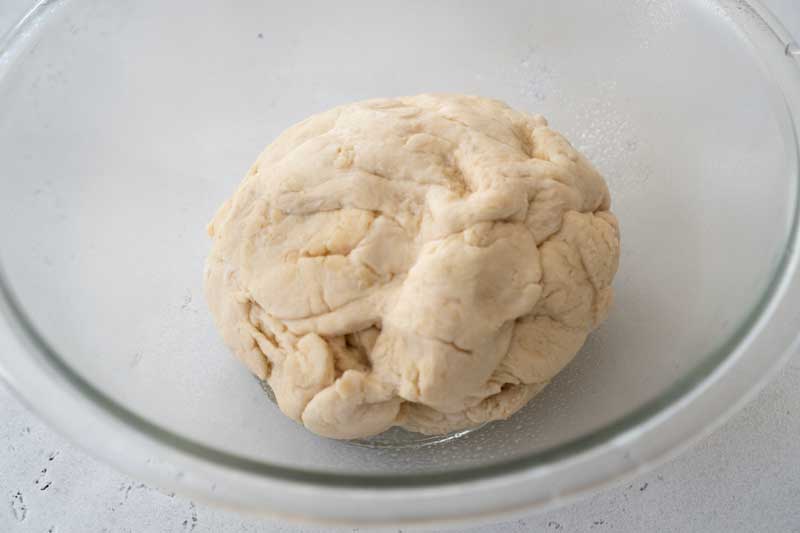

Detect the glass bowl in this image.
[1,0,799,526]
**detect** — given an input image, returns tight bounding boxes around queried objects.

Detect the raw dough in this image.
[204,94,620,439]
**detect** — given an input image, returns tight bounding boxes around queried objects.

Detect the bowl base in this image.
[349,425,483,449]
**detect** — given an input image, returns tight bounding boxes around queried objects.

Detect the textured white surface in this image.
[1,1,800,531]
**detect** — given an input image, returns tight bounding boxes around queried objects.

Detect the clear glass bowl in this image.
[1,0,799,526]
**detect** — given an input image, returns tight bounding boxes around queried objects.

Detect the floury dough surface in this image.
[204,94,620,439]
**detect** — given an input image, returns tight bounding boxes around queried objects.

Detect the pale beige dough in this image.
[204,94,620,439]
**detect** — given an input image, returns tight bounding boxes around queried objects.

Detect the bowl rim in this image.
[1,0,799,524]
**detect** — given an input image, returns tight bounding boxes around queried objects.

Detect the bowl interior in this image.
[0,0,795,477]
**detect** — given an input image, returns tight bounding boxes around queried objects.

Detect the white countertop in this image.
[2,2,799,531]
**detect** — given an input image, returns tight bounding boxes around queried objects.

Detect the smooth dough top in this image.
[204,94,620,439]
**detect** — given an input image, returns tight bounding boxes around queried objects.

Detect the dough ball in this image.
[204,94,620,439]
